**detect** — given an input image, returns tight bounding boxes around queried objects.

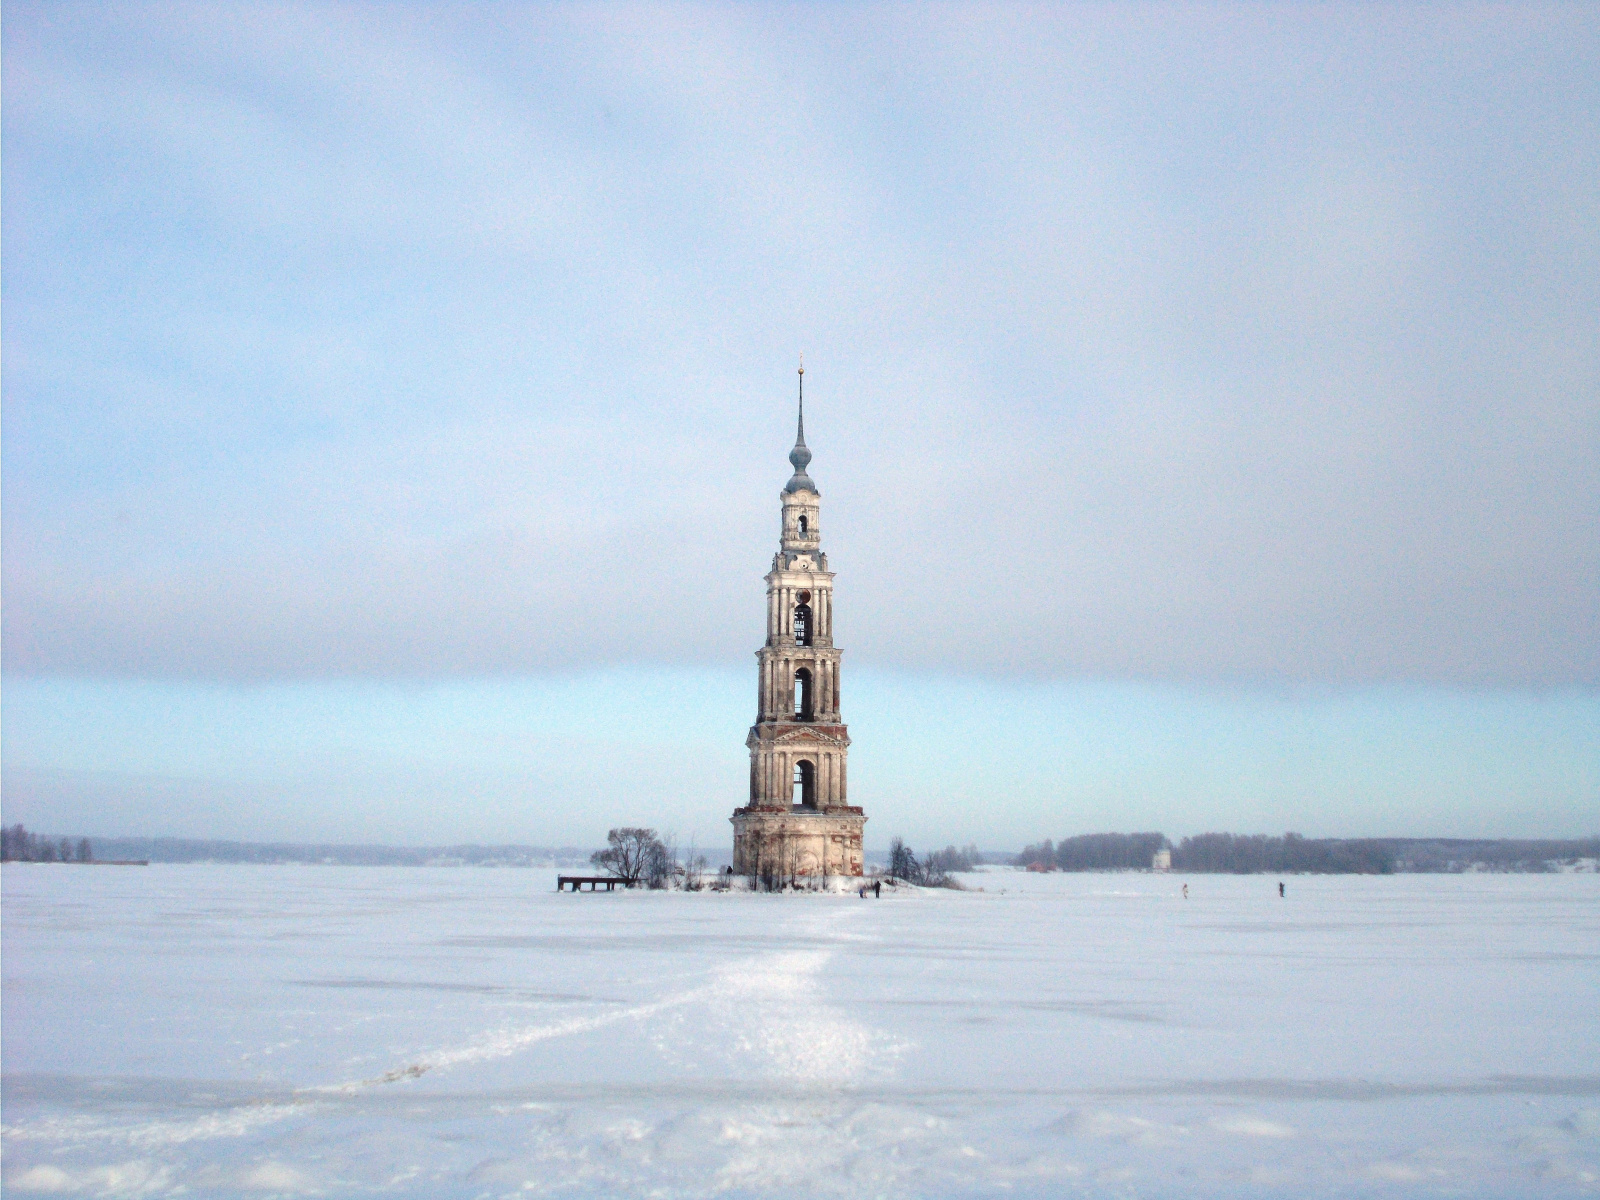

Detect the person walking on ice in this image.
[1278,881,1285,898]
[1182,883,1188,899]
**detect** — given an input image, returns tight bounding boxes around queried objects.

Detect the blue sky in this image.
[3,4,1596,848]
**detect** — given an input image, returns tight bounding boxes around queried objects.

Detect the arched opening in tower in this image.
[793,760,816,810]
[793,603,812,646]
[793,667,814,721]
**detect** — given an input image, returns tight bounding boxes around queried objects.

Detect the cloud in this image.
[3,5,1596,686]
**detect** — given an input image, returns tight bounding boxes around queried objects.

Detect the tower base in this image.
[731,807,865,878]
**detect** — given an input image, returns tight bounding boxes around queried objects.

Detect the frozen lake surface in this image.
[3,865,1597,1197]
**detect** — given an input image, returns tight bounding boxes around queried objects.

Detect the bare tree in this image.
[781,832,808,890]
[888,838,918,882]
[919,845,976,886]
[644,833,677,890]
[682,840,707,892]
[756,845,782,892]
[76,838,93,863]
[591,828,667,886]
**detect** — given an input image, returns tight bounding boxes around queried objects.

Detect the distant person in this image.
[1279,881,1285,898]
[874,880,882,898]
[1182,883,1188,900]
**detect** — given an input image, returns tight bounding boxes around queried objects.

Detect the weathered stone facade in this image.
[731,373,865,877]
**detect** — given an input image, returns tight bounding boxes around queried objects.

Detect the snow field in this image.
[2,864,1597,1197]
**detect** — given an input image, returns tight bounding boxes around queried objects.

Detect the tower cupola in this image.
[784,363,817,494]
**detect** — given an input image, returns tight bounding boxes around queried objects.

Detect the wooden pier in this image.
[557,875,625,892]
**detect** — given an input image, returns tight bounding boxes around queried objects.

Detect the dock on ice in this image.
[556,875,625,892]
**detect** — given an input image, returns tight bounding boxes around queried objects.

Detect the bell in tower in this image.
[731,364,866,882]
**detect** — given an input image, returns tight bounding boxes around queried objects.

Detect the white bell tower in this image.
[731,364,865,879]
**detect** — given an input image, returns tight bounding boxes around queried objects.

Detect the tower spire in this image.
[786,356,815,493]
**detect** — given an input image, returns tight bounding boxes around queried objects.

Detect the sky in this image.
[3,3,1596,849]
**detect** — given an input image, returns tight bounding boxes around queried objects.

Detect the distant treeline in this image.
[1017,832,1169,871]
[1016,832,1600,874]
[1386,838,1600,873]
[1171,833,1397,874]
[8,836,598,868]
[2,825,91,863]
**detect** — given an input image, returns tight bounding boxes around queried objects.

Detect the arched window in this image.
[793,668,813,721]
[798,515,808,534]
[793,760,816,809]
[793,603,812,646]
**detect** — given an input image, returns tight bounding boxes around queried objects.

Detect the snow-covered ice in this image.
[3,864,1597,1197]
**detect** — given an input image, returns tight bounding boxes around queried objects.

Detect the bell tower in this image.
[732,364,865,879]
